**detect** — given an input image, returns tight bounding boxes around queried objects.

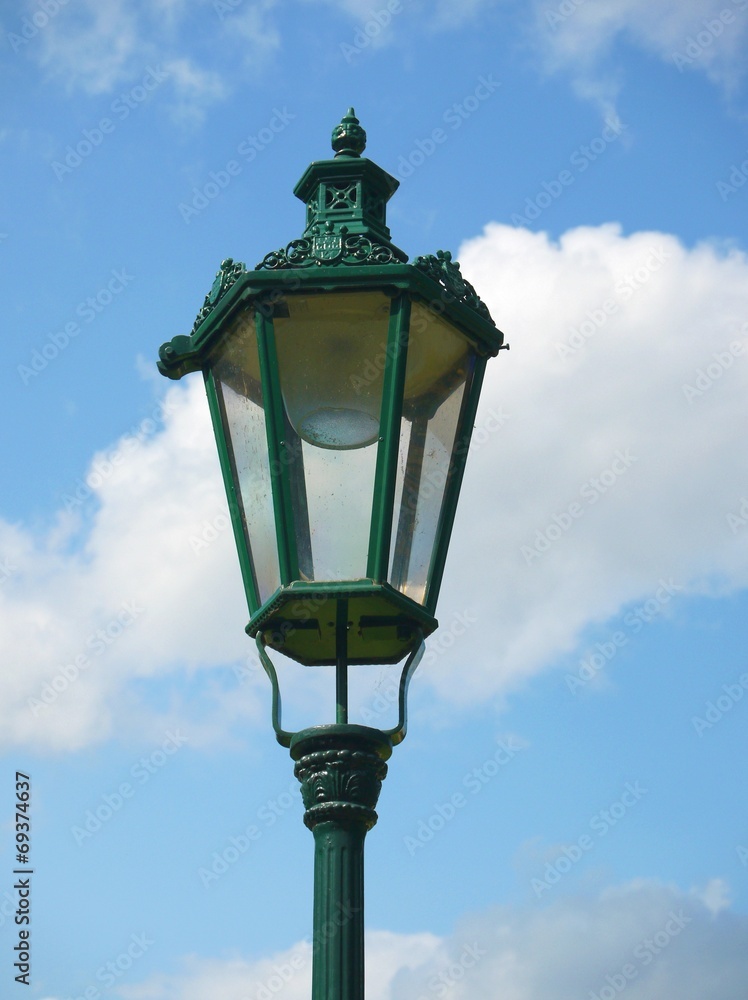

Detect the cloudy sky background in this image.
[1,0,747,997]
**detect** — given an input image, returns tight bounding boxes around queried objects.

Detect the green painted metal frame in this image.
[366,292,411,582]
[255,305,300,586]
[335,597,349,724]
[204,369,261,613]
[256,628,424,748]
[158,264,504,384]
[424,353,489,614]
[250,578,437,661]
[161,270,499,658]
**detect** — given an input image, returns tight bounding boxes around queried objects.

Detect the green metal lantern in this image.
[159,109,506,740]
[159,110,509,1000]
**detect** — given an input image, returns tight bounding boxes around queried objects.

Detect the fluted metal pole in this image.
[292,725,392,1000]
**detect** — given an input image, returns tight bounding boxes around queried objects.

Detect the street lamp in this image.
[158,108,507,1000]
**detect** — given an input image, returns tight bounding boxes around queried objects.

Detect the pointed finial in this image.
[331,107,367,158]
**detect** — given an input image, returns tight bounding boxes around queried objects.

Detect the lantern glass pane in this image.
[389,302,476,604]
[212,310,280,606]
[274,290,391,580]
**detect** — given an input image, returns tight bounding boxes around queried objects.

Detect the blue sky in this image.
[1,1,748,997]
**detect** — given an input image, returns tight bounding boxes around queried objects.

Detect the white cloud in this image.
[529,0,748,119]
[162,56,229,127]
[18,0,494,103]
[2,222,748,751]
[33,0,142,95]
[224,0,282,74]
[25,0,231,120]
[430,0,501,30]
[0,379,265,752]
[427,221,748,706]
[692,877,732,916]
[304,0,499,37]
[117,932,440,1000]
[118,882,748,1000]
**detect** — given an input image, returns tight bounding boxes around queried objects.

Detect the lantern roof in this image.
[158,109,506,382]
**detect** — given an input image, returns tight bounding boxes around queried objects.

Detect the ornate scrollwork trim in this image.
[256,224,400,270]
[191,257,247,334]
[413,249,492,321]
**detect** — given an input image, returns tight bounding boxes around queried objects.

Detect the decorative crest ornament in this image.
[313,224,344,262]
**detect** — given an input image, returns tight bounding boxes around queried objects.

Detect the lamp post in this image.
[158,109,507,1000]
